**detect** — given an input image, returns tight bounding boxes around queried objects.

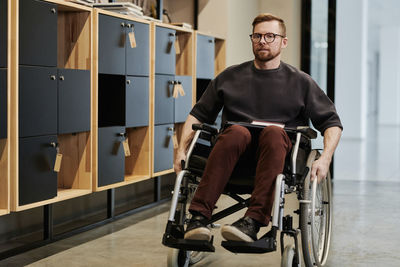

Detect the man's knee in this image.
[219,125,252,147]
[258,126,290,149]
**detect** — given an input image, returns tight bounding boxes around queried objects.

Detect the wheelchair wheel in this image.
[281,244,298,267]
[167,248,190,267]
[300,150,332,267]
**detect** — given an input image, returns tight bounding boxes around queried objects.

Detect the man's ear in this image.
[282,37,288,48]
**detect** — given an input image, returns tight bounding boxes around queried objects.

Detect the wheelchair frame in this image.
[162,123,332,267]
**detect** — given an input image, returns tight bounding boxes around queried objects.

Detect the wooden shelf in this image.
[0,139,9,214]
[9,0,93,211]
[14,188,92,212]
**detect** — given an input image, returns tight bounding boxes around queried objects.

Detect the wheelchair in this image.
[162,122,332,267]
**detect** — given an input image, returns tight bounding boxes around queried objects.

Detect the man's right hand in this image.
[174,150,186,174]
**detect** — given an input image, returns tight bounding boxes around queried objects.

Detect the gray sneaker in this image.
[221,216,260,242]
[184,215,211,241]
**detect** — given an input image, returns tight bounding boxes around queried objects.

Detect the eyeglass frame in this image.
[249,32,286,43]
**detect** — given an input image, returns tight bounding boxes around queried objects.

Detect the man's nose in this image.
[259,36,267,45]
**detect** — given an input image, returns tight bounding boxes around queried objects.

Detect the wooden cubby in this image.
[10,0,93,212]
[124,126,151,184]
[92,9,152,191]
[57,5,91,71]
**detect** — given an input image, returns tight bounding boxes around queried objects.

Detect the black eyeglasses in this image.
[249,32,285,43]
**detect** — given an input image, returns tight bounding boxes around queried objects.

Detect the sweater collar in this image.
[251,60,284,74]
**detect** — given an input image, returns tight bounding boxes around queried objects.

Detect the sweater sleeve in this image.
[304,77,343,135]
[190,78,223,124]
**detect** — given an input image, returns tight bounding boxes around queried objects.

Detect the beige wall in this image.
[198,0,301,69]
[258,0,302,68]
[163,0,195,25]
[226,0,259,67]
[198,0,229,38]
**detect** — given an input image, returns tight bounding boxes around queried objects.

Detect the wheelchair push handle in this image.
[192,123,219,135]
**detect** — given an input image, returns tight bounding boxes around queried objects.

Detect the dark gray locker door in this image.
[98,126,125,187]
[19,135,58,206]
[98,14,126,75]
[196,34,215,79]
[0,0,7,68]
[174,75,192,123]
[0,69,6,139]
[126,20,149,76]
[19,0,57,67]
[58,69,90,134]
[154,124,174,173]
[154,74,174,125]
[126,76,149,127]
[19,66,57,137]
[155,27,176,75]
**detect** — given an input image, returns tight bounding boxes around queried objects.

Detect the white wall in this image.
[378,27,400,125]
[335,0,368,139]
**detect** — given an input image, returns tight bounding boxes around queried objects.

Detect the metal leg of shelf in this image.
[107,188,115,219]
[154,176,161,202]
[43,204,53,241]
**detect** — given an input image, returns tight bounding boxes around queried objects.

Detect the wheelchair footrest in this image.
[163,234,216,252]
[221,236,277,254]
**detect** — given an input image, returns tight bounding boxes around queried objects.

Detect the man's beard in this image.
[253,47,281,62]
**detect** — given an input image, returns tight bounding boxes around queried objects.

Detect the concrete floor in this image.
[1,124,399,267]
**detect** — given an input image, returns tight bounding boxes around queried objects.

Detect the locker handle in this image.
[59,76,65,81]
[50,75,56,80]
[126,80,131,85]
[169,32,175,37]
[50,142,59,148]
[208,39,213,43]
[51,8,56,14]
[121,22,126,27]
[168,127,174,131]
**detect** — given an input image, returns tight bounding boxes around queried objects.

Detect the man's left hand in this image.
[310,156,331,183]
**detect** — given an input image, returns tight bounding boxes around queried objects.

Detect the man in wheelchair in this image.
[164,13,342,266]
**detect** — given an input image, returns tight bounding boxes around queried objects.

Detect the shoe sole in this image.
[221,225,254,242]
[184,227,211,241]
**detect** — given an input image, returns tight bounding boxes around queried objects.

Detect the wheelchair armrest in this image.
[192,123,219,136]
[285,126,317,140]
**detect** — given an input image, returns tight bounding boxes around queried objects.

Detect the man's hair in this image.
[252,13,286,37]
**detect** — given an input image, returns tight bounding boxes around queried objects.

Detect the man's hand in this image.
[311,126,342,183]
[174,150,186,174]
[310,156,331,183]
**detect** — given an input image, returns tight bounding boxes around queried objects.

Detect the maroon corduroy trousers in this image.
[189,124,292,225]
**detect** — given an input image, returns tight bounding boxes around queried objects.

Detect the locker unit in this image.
[94,9,151,191]
[12,0,93,210]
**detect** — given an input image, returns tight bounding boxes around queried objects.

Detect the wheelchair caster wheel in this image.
[281,244,299,267]
[167,248,206,267]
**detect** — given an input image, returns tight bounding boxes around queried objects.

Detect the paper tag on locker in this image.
[172,83,179,98]
[129,29,137,48]
[172,131,179,149]
[177,83,185,96]
[54,153,63,172]
[175,36,181,54]
[123,138,131,157]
